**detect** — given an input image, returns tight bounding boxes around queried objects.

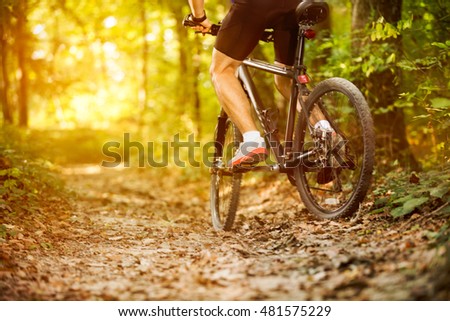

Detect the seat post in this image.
[283,26,307,155]
[294,25,307,73]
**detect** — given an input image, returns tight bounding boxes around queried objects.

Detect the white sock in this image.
[243,131,263,143]
[314,120,332,131]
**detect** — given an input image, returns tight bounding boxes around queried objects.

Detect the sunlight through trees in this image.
[0,0,448,167]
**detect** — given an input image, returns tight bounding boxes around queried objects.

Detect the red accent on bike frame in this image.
[298,74,310,84]
[304,29,316,39]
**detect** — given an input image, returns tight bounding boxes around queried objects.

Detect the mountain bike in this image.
[184,1,375,231]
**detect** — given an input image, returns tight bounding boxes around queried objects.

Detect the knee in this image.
[209,61,235,87]
[209,61,219,84]
[210,49,241,84]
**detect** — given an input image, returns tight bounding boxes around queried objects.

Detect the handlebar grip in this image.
[183,14,221,36]
[185,15,270,42]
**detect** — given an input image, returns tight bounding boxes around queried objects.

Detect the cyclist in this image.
[186,0,332,166]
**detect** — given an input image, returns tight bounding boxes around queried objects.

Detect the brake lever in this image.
[194,24,220,36]
[183,14,221,36]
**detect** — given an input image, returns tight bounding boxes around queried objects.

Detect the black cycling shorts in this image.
[215,0,302,66]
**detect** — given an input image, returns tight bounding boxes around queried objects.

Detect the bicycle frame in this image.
[231,25,315,173]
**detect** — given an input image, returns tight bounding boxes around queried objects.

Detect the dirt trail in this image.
[1,165,448,300]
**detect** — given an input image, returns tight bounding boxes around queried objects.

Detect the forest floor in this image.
[1,164,449,300]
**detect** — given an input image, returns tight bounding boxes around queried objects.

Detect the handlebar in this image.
[183,15,274,42]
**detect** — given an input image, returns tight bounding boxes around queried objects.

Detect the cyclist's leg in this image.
[212,0,267,136]
[211,1,275,165]
[210,49,268,166]
[210,49,256,135]
[214,0,299,129]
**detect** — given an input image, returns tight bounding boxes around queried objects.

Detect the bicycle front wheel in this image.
[294,78,375,219]
[210,117,242,231]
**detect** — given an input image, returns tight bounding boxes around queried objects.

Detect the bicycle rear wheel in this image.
[210,117,242,230]
[294,78,375,219]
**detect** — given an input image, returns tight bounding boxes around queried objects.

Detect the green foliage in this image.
[306,2,448,178]
[370,16,413,42]
[397,29,449,166]
[427,222,450,246]
[28,128,121,165]
[314,1,450,168]
[0,127,66,217]
[303,2,352,80]
[372,167,450,218]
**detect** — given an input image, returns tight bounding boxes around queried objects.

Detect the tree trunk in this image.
[139,0,149,111]
[171,3,203,137]
[192,37,202,138]
[0,8,12,125]
[16,0,29,127]
[351,0,419,170]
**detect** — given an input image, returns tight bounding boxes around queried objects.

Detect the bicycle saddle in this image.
[295,0,329,25]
